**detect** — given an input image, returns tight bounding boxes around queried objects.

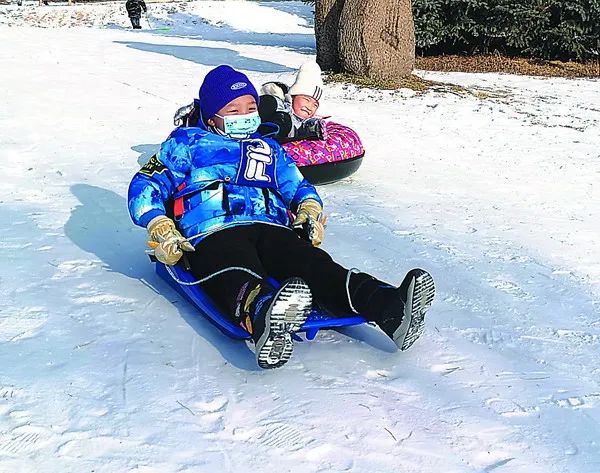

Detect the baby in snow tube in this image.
[258,62,364,183]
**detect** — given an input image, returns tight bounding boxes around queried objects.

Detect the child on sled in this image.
[128,65,435,369]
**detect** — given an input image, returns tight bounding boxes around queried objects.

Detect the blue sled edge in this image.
[155,262,368,340]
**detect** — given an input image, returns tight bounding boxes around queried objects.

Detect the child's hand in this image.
[297,118,325,141]
[292,199,327,247]
[147,216,195,265]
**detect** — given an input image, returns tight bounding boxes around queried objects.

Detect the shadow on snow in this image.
[65,182,260,371]
[114,40,294,74]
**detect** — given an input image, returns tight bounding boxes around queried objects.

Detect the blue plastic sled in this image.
[155,262,368,341]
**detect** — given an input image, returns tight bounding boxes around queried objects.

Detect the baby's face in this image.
[292,95,319,120]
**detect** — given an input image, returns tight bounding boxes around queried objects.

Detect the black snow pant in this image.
[130,15,141,29]
[185,224,392,324]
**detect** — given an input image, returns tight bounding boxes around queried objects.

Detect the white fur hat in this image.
[288,62,324,101]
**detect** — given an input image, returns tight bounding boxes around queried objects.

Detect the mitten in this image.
[147,216,195,265]
[292,199,327,247]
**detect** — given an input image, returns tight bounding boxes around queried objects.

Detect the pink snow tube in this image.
[282,121,364,185]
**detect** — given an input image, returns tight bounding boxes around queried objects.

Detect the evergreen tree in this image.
[304,0,600,61]
[411,0,599,60]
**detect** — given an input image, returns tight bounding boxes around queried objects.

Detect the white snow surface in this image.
[1,2,600,472]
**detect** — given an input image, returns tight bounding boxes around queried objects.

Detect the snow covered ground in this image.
[1,1,599,472]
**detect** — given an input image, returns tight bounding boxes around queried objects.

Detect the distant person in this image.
[125,0,147,30]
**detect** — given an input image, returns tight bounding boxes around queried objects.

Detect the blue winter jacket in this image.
[128,125,321,245]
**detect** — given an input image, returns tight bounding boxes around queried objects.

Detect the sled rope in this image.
[346,268,360,314]
[167,264,362,314]
[164,264,263,286]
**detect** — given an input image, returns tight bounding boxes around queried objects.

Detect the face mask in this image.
[216,111,261,136]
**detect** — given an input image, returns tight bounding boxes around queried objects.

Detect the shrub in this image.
[412,0,600,61]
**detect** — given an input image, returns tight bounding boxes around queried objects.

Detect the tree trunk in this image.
[314,0,346,72]
[338,0,415,80]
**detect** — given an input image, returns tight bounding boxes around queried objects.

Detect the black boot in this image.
[379,269,435,350]
[247,278,312,369]
[349,269,435,350]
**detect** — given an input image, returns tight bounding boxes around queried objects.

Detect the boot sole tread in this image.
[256,279,312,369]
[398,270,435,351]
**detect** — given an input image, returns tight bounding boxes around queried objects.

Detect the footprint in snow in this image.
[0,306,48,342]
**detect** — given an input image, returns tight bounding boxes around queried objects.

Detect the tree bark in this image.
[338,0,415,80]
[314,0,346,72]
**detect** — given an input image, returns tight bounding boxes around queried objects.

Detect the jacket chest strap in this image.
[173,182,187,219]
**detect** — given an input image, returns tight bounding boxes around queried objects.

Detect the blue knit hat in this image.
[198,65,260,123]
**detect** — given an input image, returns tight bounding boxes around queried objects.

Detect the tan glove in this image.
[147,216,195,265]
[292,199,327,247]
